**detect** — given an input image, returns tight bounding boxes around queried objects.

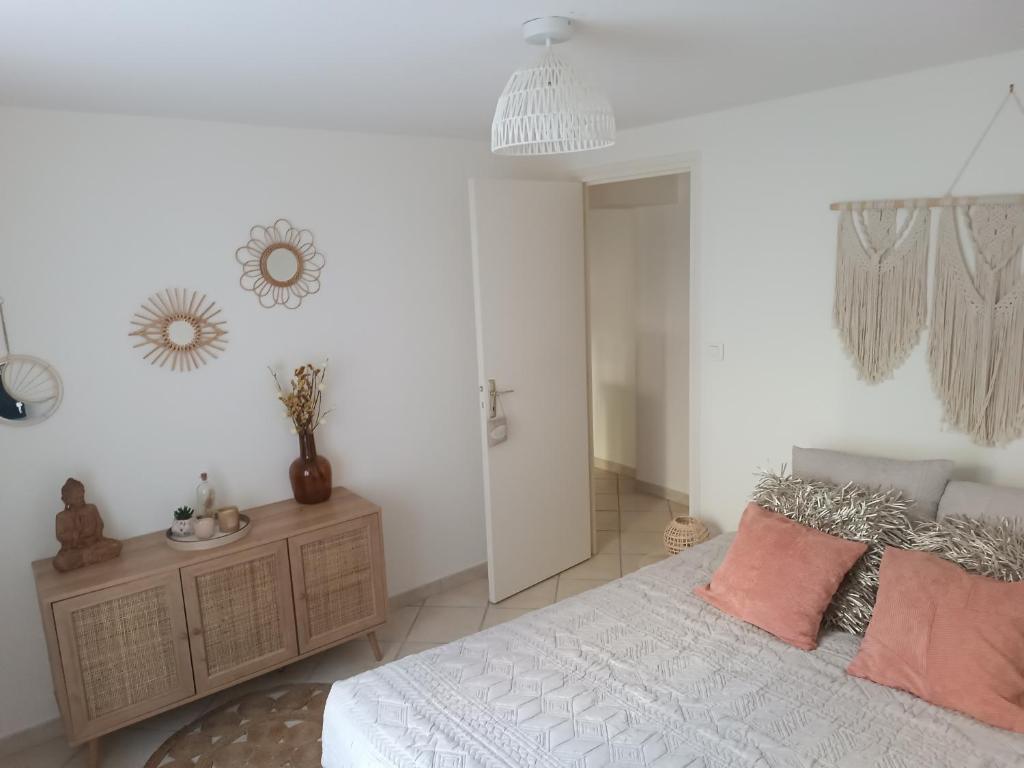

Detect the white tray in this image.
[165,514,252,551]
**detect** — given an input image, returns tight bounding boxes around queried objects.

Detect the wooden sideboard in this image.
[31,488,387,767]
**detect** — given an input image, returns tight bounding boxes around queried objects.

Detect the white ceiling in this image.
[2,1,1023,140]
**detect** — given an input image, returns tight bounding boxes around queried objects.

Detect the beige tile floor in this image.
[7,469,674,768]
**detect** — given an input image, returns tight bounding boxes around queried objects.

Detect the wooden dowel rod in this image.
[829,194,1024,211]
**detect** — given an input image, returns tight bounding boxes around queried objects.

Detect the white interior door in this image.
[469,178,591,602]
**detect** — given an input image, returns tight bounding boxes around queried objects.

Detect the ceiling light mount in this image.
[522,16,572,46]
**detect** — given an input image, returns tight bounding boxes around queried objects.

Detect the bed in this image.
[322,534,1023,767]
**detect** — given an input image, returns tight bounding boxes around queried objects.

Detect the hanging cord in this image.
[945,84,1024,196]
[0,299,10,357]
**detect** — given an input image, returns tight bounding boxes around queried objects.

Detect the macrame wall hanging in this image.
[830,84,1024,446]
[834,205,930,383]
[930,203,1024,445]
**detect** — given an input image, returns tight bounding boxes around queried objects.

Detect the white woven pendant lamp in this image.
[491,16,615,156]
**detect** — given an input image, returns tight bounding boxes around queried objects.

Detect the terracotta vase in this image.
[289,431,332,504]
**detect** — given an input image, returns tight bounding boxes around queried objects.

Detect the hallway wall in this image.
[587,174,690,495]
[588,208,637,471]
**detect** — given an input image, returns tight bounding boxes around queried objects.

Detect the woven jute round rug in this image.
[144,683,330,768]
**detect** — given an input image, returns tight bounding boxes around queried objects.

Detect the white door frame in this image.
[574,152,702,523]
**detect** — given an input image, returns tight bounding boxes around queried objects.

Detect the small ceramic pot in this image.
[193,517,216,540]
[171,518,193,537]
[216,506,240,533]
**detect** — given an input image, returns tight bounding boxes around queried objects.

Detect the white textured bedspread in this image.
[323,536,1023,767]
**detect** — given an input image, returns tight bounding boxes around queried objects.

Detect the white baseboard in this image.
[594,458,689,507]
[592,456,636,477]
[389,561,488,607]
[0,716,64,759]
[633,478,690,507]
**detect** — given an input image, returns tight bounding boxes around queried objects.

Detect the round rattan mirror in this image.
[236,219,325,309]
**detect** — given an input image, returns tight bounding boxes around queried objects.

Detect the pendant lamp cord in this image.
[945,84,1024,196]
[0,299,10,356]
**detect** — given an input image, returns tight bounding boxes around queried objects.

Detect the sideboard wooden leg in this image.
[87,737,101,768]
[367,630,383,661]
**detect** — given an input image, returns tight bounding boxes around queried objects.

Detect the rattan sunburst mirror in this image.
[129,289,228,372]
[235,218,325,309]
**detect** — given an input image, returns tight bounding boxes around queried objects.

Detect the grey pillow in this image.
[937,480,1024,524]
[792,446,953,521]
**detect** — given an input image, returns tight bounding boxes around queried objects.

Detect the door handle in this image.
[486,379,514,419]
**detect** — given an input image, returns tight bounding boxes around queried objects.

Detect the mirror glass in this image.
[0,366,27,422]
[265,246,301,284]
[0,395,59,423]
[167,319,198,347]
[0,357,62,425]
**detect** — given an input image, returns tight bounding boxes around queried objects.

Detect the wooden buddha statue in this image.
[53,478,122,573]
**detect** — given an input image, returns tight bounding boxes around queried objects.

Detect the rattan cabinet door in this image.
[290,514,387,653]
[52,571,195,741]
[181,541,298,693]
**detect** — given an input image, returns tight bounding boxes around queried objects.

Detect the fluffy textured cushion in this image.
[937,480,1024,524]
[791,446,952,520]
[848,548,1024,733]
[754,471,1024,636]
[694,503,866,650]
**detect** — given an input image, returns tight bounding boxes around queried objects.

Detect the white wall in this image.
[0,107,554,738]
[634,179,690,494]
[566,48,1024,534]
[587,176,690,494]
[587,207,637,470]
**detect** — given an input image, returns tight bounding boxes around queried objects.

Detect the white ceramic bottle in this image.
[195,472,216,518]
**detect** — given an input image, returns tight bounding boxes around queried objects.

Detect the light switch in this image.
[707,343,725,362]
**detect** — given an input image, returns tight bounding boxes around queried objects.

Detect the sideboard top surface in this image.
[33,487,380,603]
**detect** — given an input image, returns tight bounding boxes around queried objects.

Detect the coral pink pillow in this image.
[848,547,1024,733]
[694,503,866,650]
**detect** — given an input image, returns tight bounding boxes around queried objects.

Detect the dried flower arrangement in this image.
[271,362,332,435]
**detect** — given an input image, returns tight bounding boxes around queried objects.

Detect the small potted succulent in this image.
[171,505,195,537]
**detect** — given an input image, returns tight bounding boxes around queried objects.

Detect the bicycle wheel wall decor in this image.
[0,298,64,426]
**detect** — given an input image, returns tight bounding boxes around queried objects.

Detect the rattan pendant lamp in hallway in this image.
[491,16,615,156]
